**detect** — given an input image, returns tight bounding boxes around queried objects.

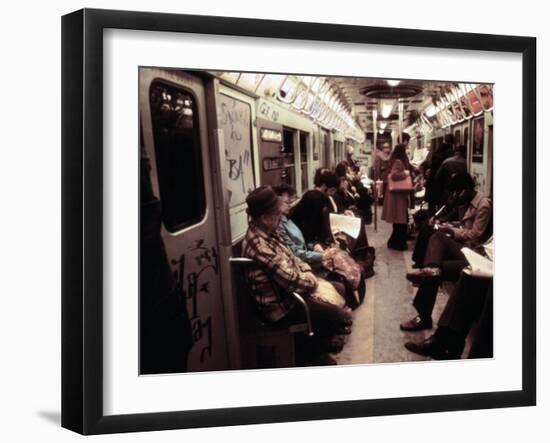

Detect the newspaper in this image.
[329,213,362,239]
[461,247,493,278]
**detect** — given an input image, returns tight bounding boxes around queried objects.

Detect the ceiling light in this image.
[387,80,401,87]
[425,105,437,118]
[380,100,394,118]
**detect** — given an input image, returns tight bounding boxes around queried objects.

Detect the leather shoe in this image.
[400,315,432,331]
[404,334,461,360]
[406,267,441,286]
[335,325,352,335]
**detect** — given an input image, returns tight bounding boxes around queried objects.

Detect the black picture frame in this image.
[62,8,536,435]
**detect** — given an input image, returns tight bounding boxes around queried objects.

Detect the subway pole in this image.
[372,110,378,232]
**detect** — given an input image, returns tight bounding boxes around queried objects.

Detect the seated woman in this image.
[353,180,374,226]
[281,183,367,309]
[291,170,338,248]
[274,183,324,268]
[333,177,357,216]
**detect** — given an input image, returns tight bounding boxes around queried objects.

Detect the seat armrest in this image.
[289,292,314,337]
[229,257,254,265]
[230,257,314,336]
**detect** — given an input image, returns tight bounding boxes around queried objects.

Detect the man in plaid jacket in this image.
[242,186,352,363]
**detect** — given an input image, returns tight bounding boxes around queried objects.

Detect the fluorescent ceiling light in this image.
[425,105,437,118]
[380,100,394,118]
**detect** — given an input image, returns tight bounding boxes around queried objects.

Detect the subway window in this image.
[149,80,206,233]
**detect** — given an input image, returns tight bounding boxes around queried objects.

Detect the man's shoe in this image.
[335,325,352,335]
[406,267,441,286]
[404,334,461,360]
[400,315,432,331]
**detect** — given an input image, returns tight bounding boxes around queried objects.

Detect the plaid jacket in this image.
[242,223,318,322]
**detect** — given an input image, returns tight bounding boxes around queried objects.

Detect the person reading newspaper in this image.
[400,236,493,332]
[403,239,494,359]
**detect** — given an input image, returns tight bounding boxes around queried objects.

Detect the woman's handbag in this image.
[322,247,362,289]
[388,175,414,192]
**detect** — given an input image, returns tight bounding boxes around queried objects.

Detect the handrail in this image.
[229,257,314,336]
[289,293,314,337]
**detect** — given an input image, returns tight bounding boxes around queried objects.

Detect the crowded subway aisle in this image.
[139,68,494,373]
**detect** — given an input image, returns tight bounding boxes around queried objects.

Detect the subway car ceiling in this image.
[212,71,494,141]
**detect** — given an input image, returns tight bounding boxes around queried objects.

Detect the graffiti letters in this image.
[220,100,248,141]
[226,149,250,194]
[172,240,219,364]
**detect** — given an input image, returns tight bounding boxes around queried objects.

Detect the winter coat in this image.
[382,159,411,225]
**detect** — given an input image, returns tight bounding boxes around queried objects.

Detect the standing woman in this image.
[382,144,413,250]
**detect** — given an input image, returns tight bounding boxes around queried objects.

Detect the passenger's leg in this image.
[468,286,493,358]
[284,297,350,365]
[304,296,352,337]
[412,225,436,267]
[410,273,492,359]
[388,223,408,250]
[400,278,438,331]
[423,232,466,268]
[412,278,440,322]
[396,223,408,249]
[438,273,492,339]
[325,272,358,309]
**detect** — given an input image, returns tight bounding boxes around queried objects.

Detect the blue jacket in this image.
[277,216,323,265]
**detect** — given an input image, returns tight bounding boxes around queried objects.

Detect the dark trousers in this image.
[388,223,408,250]
[412,258,468,319]
[468,286,493,358]
[412,225,436,266]
[282,290,350,361]
[282,284,349,339]
[438,273,493,355]
[424,231,466,268]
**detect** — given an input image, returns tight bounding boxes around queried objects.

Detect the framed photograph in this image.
[62,8,536,435]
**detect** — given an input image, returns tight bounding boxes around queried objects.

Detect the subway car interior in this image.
[139,68,494,374]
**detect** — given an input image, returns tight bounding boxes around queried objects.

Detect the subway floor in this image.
[335,206,449,365]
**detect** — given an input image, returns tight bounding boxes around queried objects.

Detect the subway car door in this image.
[139,68,229,373]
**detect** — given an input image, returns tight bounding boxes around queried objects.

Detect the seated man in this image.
[411,172,491,268]
[242,185,352,364]
[404,271,493,359]
[411,197,459,268]
[400,174,492,331]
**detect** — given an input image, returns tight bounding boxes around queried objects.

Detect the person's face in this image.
[279,193,294,216]
[261,205,282,232]
[454,188,475,205]
[383,147,391,156]
[327,186,337,197]
[339,180,349,193]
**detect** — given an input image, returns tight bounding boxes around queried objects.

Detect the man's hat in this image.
[246,186,280,218]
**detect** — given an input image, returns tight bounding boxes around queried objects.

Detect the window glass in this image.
[149,80,206,232]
